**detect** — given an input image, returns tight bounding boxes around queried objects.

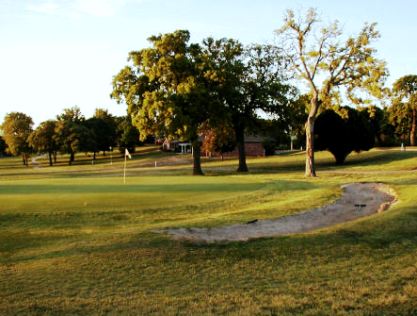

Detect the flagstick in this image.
[123,152,127,184]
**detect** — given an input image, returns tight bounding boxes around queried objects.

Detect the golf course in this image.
[1,148,417,315]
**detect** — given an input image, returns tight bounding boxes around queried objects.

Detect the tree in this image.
[83,117,100,160]
[388,100,412,145]
[115,116,141,155]
[391,75,417,146]
[84,110,117,161]
[378,107,397,146]
[276,8,387,176]
[112,30,215,175]
[93,108,117,154]
[260,94,309,151]
[286,94,309,148]
[201,39,292,171]
[55,107,91,165]
[315,107,374,164]
[0,136,8,157]
[28,120,59,166]
[200,122,236,160]
[1,112,33,165]
[357,105,396,146]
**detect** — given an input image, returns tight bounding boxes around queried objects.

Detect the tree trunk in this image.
[305,116,316,176]
[22,155,26,166]
[305,94,319,177]
[235,125,248,172]
[69,151,75,165]
[48,151,53,166]
[93,151,96,161]
[410,108,416,146]
[53,152,57,163]
[192,140,203,175]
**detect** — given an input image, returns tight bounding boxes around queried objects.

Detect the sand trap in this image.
[163,182,396,243]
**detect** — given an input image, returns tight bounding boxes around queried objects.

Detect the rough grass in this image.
[1,148,417,315]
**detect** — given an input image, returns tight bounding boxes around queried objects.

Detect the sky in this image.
[1,0,417,126]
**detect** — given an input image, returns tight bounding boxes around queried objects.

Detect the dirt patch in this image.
[162,183,396,243]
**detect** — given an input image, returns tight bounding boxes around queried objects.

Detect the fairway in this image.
[1,149,417,315]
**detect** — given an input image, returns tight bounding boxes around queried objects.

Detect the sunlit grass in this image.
[1,148,417,315]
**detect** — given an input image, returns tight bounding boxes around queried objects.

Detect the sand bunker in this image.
[163,182,396,243]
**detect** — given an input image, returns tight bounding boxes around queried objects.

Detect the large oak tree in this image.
[112,30,215,175]
[201,39,292,171]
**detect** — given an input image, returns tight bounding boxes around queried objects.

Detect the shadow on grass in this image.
[237,150,417,176]
[15,202,417,262]
[2,150,416,180]
[0,179,319,263]
[0,182,267,195]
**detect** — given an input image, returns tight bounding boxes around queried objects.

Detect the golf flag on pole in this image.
[123,148,132,184]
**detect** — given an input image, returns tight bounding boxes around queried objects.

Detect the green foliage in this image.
[390,75,417,145]
[0,112,33,165]
[259,95,308,150]
[393,75,417,96]
[0,136,8,157]
[28,120,59,166]
[55,107,91,165]
[360,105,397,146]
[116,116,141,154]
[112,30,209,142]
[84,109,117,159]
[287,94,308,138]
[201,39,292,171]
[93,108,117,153]
[389,101,412,143]
[278,9,387,107]
[315,107,374,164]
[112,30,216,175]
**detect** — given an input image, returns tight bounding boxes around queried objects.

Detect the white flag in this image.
[125,148,132,159]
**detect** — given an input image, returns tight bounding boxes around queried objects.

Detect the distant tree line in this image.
[0,107,143,166]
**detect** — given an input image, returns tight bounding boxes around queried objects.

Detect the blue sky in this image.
[1,0,416,125]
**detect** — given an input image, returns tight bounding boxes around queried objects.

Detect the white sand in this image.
[163,182,396,243]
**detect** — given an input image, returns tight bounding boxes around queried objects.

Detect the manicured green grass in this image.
[1,149,417,315]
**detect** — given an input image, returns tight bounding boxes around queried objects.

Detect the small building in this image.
[162,139,192,154]
[163,135,266,157]
[219,135,266,157]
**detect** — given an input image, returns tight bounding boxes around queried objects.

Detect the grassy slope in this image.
[1,148,417,315]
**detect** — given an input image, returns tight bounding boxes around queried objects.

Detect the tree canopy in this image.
[201,39,292,171]
[315,107,374,164]
[116,116,141,154]
[55,107,92,165]
[112,30,221,175]
[1,112,34,165]
[0,136,8,157]
[28,120,59,166]
[391,75,417,145]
